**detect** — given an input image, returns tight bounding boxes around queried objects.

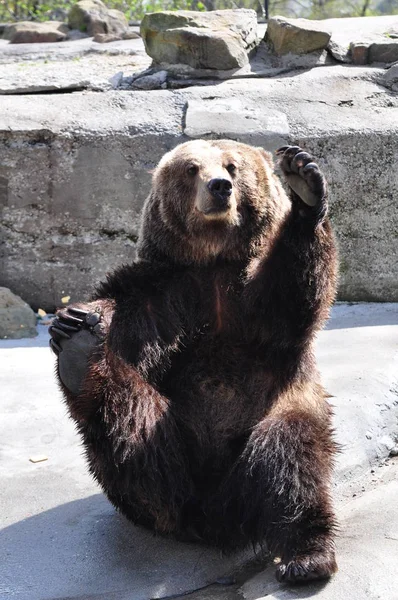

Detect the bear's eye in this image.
[226,163,236,175]
[187,165,199,177]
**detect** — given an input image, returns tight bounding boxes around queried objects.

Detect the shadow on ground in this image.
[1,493,256,600]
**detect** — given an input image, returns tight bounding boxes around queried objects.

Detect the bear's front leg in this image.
[276,145,328,223]
[244,145,337,357]
[50,276,194,535]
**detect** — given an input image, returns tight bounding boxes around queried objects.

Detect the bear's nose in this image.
[207,178,232,200]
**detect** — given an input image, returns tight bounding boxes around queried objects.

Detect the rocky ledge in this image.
[1,12,398,307]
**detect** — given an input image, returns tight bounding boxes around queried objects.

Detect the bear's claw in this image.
[49,338,62,355]
[49,306,103,356]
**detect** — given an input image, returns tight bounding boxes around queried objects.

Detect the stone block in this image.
[185,98,289,140]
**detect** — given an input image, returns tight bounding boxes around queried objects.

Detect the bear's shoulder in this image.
[94,261,179,302]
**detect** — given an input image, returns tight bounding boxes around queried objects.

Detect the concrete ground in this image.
[1,303,397,600]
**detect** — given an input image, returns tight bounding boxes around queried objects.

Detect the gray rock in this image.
[369,40,398,63]
[314,15,398,65]
[123,30,140,40]
[131,69,168,90]
[382,64,398,88]
[3,21,69,44]
[152,61,252,81]
[68,0,128,37]
[93,33,123,43]
[327,38,351,63]
[108,71,124,89]
[65,28,90,41]
[265,16,331,55]
[0,288,37,339]
[140,9,258,70]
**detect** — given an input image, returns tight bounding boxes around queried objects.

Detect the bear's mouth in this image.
[202,206,231,217]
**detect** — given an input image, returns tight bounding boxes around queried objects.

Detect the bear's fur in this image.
[57,140,338,583]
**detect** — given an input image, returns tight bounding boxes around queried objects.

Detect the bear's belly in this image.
[162,341,275,448]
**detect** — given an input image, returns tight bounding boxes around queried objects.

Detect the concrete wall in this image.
[1,67,397,309]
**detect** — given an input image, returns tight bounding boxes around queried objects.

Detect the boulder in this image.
[140,9,258,71]
[3,21,68,44]
[68,0,128,37]
[0,288,37,339]
[369,40,398,63]
[265,16,331,55]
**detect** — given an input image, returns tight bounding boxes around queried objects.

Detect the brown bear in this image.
[50,140,338,584]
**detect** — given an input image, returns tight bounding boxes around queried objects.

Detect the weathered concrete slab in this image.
[318,303,398,489]
[0,304,397,600]
[0,35,146,64]
[1,66,398,307]
[0,53,150,94]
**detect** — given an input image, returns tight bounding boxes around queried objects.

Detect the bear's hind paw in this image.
[275,550,337,584]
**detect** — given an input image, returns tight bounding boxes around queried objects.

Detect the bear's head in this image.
[138,140,290,266]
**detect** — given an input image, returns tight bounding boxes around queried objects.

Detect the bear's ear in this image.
[256,147,274,169]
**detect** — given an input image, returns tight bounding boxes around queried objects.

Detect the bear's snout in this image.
[205,178,233,214]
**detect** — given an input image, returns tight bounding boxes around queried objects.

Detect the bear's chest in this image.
[198,272,244,338]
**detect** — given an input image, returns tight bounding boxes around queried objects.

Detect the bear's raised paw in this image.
[276,146,328,221]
